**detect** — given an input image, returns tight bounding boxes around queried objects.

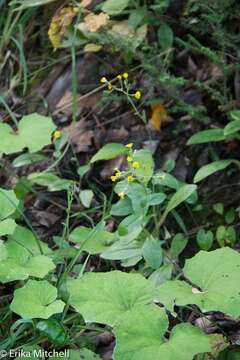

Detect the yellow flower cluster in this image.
[110,169,122,182]
[134,90,141,100]
[53,130,61,141]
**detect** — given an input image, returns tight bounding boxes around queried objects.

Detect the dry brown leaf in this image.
[150,103,168,131]
[65,120,93,153]
[80,0,92,8]
[84,12,109,32]
[48,6,76,49]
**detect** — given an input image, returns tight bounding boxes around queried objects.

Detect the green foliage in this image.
[114,306,210,360]
[159,248,240,318]
[0,113,56,155]
[68,271,156,326]
[10,280,65,319]
[90,143,127,163]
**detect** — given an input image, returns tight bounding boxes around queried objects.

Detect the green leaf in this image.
[153,171,179,190]
[28,172,74,191]
[0,113,56,155]
[68,271,156,326]
[128,8,146,29]
[36,319,69,346]
[142,236,162,269]
[102,0,130,15]
[133,149,154,184]
[11,0,58,10]
[224,119,240,136]
[90,143,127,163]
[69,226,115,254]
[187,129,225,145]
[0,219,16,236]
[10,280,65,319]
[114,305,210,360]
[110,198,133,216]
[158,23,174,50]
[149,264,173,286]
[101,237,143,261]
[170,233,188,257]
[0,188,19,220]
[146,192,166,206]
[213,203,224,215]
[230,110,240,121]
[79,190,94,208]
[194,160,238,183]
[8,225,51,255]
[12,153,47,167]
[0,226,54,283]
[196,229,213,251]
[163,184,197,219]
[0,242,55,283]
[159,248,240,318]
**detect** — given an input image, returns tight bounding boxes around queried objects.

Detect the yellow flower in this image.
[53,130,61,140]
[134,90,141,100]
[108,84,113,90]
[127,175,134,182]
[115,170,122,177]
[111,175,118,182]
[127,156,133,162]
[123,72,129,79]
[117,74,122,80]
[132,161,140,169]
[118,192,125,200]
[100,76,107,83]
[125,143,133,149]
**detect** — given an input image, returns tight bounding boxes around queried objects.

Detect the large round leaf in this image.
[10,280,65,319]
[114,305,210,360]
[68,271,156,326]
[159,247,240,318]
[0,113,56,155]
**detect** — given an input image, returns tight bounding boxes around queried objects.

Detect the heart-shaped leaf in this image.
[114,305,210,360]
[68,271,156,326]
[159,248,240,318]
[196,229,213,251]
[0,113,56,155]
[10,280,65,319]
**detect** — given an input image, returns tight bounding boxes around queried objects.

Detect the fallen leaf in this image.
[84,12,109,32]
[80,0,92,7]
[150,103,168,131]
[65,120,93,153]
[48,6,76,49]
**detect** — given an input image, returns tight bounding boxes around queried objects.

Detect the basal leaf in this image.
[114,305,210,360]
[90,143,127,163]
[10,280,65,319]
[187,129,225,145]
[102,0,130,15]
[0,113,56,155]
[68,271,156,326]
[194,160,238,183]
[69,226,115,254]
[159,248,240,318]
